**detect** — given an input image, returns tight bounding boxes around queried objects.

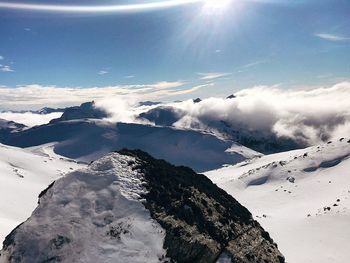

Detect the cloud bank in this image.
[162,82,350,145]
[0,81,196,111]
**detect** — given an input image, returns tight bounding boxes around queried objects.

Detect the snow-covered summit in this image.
[0,150,284,263]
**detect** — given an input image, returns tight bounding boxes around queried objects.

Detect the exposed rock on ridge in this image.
[120,149,285,263]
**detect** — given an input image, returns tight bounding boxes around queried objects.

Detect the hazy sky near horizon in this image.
[0,0,349,105]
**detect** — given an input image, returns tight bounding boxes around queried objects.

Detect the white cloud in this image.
[0,112,62,127]
[0,56,3,60]
[94,83,212,124]
[0,65,14,72]
[164,82,350,145]
[314,33,350,42]
[197,72,231,80]
[98,70,109,75]
[125,75,135,79]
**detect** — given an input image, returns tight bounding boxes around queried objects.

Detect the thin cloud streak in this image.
[197,72,231,80]
[241,60,268,69]
[314,33,350,42]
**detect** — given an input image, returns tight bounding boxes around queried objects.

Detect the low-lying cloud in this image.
[0,112,62,127]
[2,81,350,146]
[161,82,350,145]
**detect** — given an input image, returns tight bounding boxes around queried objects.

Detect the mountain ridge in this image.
[0,150,284,263]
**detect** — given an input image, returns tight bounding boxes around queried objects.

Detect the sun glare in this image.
[204,0,232,10]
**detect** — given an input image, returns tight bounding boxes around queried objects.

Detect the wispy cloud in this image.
[98,70,109,75]
[314,33,350,42]
[197,72,231,80]
[241,60,267,69]
[148,83,212,99]
[125,75,135,79]
[0,65,14,72]
[151,81,185,89]
[0,55,3,60]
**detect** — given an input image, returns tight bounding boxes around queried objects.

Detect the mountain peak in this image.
[1,150,284,263]
[50,101,109,123]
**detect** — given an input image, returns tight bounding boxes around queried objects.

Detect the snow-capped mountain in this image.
[0,150,284,263]
[2,120,259,172]
[205,138,350,263]
[0,143,84,243]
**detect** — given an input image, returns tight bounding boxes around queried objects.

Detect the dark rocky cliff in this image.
[120,149,285,263]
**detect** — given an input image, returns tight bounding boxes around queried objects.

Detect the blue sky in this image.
[0,0,349,104]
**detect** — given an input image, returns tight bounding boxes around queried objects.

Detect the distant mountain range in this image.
[0,100,349,262]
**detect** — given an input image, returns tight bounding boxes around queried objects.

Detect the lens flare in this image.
[0,0,204,13]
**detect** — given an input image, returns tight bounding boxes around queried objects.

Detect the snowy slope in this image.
[0,153,167,263]
[0,143,84,243]
[3,120,260,172]
[206,138,350,263]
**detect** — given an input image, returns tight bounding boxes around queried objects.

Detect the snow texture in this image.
[0,143,84,244]
[206,138,350,263]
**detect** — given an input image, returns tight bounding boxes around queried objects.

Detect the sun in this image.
[203,0,232,10]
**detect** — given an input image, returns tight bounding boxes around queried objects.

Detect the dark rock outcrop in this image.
[120,149,285,263]
[226,94,236,99]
